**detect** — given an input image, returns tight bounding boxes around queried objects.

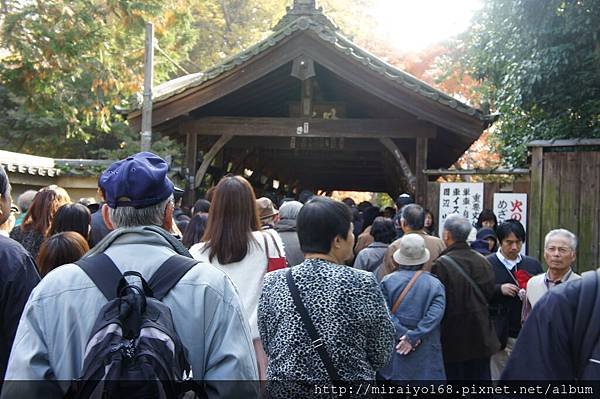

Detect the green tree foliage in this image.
[0,0,195,158]
[456,0,600,166]
[0,0,376,159]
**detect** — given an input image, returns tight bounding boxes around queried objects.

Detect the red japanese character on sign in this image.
[511,200,523,213]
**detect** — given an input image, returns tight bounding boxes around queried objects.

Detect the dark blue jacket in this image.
[0,235,40,381]
[487,253,543,348]
[501,271,600,380]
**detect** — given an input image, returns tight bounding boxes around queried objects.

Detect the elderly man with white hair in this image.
[525,229,581,310]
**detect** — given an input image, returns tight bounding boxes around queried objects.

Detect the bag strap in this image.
[439,255,488,305]
[262,231,282,258]
[147,255,198,300]
[391,270,423,314]
[573,269,600,379]
[286,269,340,381]
[75,254,123,301]
[369,254,385,273]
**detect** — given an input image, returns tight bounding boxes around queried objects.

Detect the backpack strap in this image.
[148,255,199,300]
[76,254,123,301]
[286,268,340,381]
[574,269,600,379]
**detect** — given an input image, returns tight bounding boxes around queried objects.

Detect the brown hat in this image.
[256,197,278,221]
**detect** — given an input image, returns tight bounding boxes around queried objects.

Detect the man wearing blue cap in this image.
[2,152,259,398]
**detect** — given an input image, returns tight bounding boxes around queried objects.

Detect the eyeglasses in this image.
[545,246,572,255]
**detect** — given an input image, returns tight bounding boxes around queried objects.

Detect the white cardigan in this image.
[190,230,285,339]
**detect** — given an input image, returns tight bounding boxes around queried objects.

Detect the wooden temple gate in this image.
[127,1,490,205]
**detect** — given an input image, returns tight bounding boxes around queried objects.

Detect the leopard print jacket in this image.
[258,258,395,396]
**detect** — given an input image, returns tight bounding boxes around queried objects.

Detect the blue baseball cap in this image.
[100,152,174,209]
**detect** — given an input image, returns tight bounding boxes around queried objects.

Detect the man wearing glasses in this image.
[525,229,581,310]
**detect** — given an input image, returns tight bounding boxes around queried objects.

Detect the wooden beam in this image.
[379,137,416,191]
[194,134,233,188]
[528,146,543,260]
[182,117,437,139]
[416,136,428,206]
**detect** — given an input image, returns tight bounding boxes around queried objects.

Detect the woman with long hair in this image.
[48,203,91,241]
[10,185,71,258]
[189,175,285,380]
[37,231,89,277]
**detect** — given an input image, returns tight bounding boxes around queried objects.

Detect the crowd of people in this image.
[0,151,597,398]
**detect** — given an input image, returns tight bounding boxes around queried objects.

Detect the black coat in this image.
[431,242,500,363]
[487,253,543,348]
[501,271,600,380]
[0,235,40,381]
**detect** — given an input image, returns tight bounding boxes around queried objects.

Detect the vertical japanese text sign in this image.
[494,193,528,254]
[438,183,484,237]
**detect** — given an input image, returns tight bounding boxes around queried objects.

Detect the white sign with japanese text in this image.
[438,183,484,237]
[494,193,528,254]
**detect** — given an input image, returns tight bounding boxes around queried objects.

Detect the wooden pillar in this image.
[184,130,197,206]
[415,136,428,206]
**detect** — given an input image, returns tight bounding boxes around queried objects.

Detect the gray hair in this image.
[545,228,578,251]
[108,195,173,228]
[401,204,425,230]
[279,200,303,220]
[443,214,472,242]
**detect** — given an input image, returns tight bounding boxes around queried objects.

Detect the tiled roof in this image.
[0,150,113,177]
[133,13,484,121]
[0,150,60,177]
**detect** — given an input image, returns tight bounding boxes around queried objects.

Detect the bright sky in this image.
[370,0,482,52]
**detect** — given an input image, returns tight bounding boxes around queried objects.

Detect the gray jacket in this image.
[274,219,304,267]
[1,227,258,399]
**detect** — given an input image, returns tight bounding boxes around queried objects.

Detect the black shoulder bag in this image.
[286,269,340,381]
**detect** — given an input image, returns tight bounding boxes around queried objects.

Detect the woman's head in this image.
[424,209,435,229]
[22,185,71,235]
[297,197,354,263]
[370,217,395,244]
[49,203,91,239]
[37,231,89,277]
[476,209,498,230]
[182,214,209,249]
[202,175,260,264]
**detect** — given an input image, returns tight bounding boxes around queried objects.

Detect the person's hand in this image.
[395,335,420,355]
[501,283,519,297]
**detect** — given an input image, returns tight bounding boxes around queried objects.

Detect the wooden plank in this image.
[379,137,416,190]
[181,117,437,139]
[577,151,600,273]
[540,152,561,264]
[194,134,233,188]
[528,147,544,260]
[558,151,580,256]
[415,136,428,206]
[483,182,498,211]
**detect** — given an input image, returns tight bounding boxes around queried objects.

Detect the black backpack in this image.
[66,253,205,399]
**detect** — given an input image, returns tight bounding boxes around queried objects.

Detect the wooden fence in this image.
[528,140,600,273]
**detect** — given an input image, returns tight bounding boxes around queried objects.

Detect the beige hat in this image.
[256,197,279,221]
[393,233,431,266]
